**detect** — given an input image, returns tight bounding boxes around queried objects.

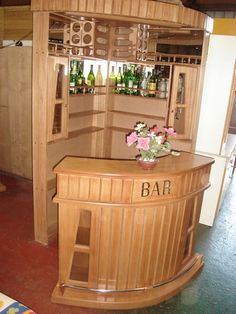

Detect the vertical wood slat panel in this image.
[175,199,190,268]
[106,208,123,289]
[88,207,101,288]
[163,203,180,279]
[146,0,156,19]
[112,0,122,15]
[89,177,101,200]
[122,179,133,203]
[170,201,186,276]
[136,207,156,287]
[130,0,140,17]
[140,208,158,286]
[146,206,165,284]
[138,0,148,18]
[86,0,96,13]
[100,177,111,202]
[116,208,134,289]
[127,208,145,288]
[96,0,105,13]
[154,204,173,283]
[104,0,113,14]
[158,204,176,282]
[77,0,87,12]
[68,174,79,198]
[121,0,132,16]
[59,204,80,282]
[79,176,90,200]
[97,207,111,289]
[111,178,123,202]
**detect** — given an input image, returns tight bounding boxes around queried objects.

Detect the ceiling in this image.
[0,0,236,15]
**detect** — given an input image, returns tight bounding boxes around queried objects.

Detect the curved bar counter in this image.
[51,152,214,310]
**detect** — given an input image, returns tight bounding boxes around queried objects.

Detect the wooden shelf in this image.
[69,92,106,97]
[69,110,105,119]
[109,126,131,133]
[111,93,168,102]
[109,110,165,121]
[68,127,104,139]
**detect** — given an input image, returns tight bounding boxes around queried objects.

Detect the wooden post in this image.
[0,8,3,47]
[32,12,49,244]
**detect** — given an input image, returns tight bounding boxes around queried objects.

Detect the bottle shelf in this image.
[109,110,165,121]
[68,127,104,139]
[110,92,168,101]
[69,110,105,119]
[109,87,168,99]
[70,85,106,96]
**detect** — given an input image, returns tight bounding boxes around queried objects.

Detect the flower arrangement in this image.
[126,122,176,161]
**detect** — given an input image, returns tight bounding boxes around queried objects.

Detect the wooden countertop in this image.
[54,152,214,178]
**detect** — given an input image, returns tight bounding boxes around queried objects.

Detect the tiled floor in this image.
[0,172,236,314]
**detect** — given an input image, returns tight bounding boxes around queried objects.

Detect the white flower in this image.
[135,123,146,132]
[156,135,163,145]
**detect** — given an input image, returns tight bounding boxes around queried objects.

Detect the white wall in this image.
[196,35,236,155]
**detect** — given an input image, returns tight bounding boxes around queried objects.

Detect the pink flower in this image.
[150,125,158,134]
[126,131,138,146]
[164,127,177,137]
[136,137,150,151]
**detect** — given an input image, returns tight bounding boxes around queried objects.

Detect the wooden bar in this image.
[31,0,211,31]
[51,152,214,309]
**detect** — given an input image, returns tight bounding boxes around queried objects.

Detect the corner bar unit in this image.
[52,152,214,309]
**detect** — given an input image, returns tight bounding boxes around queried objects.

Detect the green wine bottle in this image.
[87,64,95,94]
[76,62,85,94]
[69,60,78,94]
[125,65,134,95]
[116,66,122,93]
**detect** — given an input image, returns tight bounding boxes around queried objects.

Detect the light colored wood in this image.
[31,1,210,246]
[1,6,32,40]
[0,8,4,43]
[0,47,32,179]
[168,65,198,140]
[31,0,211,31]
[47,56,69,142]
[32,12,49,244]
[52,152,213,309]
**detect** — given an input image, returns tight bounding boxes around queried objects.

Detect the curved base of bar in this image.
[51,254,204,310]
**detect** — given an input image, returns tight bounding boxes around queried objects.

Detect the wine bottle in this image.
[109,65,116,87]
[140,69,148,97]
[148,69,156,97]
[87,64,95,94]
[116,66,122,93]
[125,64,134,95]
[76,62,85,94]
[69,60,78,94]
[121,64,127,94]
[95,64,103,86]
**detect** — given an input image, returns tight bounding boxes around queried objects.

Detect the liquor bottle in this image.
[148,69,156,97]
[125,64,134,95]
[109,65,116,87]
[116,66,123,93]
[140,69,148,97]
[121,64,128,94]
[95,64,103,86]
[87,64,95,94]
[69,60,78,94]
[76,62,85,94]
[132,66,139,96]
